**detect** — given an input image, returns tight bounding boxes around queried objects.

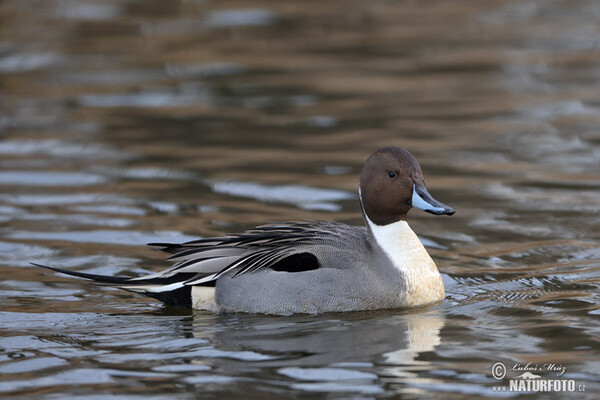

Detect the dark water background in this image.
[1,0,599,398]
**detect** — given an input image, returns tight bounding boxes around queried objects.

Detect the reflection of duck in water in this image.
[36,147,454,315]
[191,310,445,369]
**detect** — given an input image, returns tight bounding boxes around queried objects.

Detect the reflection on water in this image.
[0,310,445,397]
[208,180,353,211]
[1,0,599,398]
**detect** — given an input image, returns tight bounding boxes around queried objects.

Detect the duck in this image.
[34,147,455,315]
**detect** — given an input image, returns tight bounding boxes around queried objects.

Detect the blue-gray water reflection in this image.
[1,0,599,398]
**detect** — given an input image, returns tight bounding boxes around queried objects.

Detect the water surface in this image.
[1,0,599,398]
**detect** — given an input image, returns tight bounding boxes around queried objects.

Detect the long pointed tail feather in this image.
[32,263,195,307]
[31,263,131,285]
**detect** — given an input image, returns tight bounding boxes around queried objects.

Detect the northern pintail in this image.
[35,147,455,315]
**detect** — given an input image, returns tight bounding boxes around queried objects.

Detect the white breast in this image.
[365,217,445,306]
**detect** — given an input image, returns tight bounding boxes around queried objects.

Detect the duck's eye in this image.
[388,171,396,178]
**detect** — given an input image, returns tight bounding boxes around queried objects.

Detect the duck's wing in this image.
[149,220,364,284]
[34,221,365,307]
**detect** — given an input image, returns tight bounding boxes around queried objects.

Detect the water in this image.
[1,0,599,398]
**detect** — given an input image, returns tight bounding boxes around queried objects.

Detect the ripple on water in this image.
[0,139,131,160]
[152,364,211,373]
[0,193,133,206]
[0,171,106,186]
[165,62,246,78]
[202,9,277,28]
[56,2,120,21]
[0,368,174,394]
[6,230,198,246]
[0,356,68,374]
[208,180,353,211]
[0,52,61,72]
[70,205,146,216]
[279,367,378,381]
[483,182,600,213]
[14,213,134,228]
[0,242,57,267]
[79,90,213,108]
[93,166,195,181]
